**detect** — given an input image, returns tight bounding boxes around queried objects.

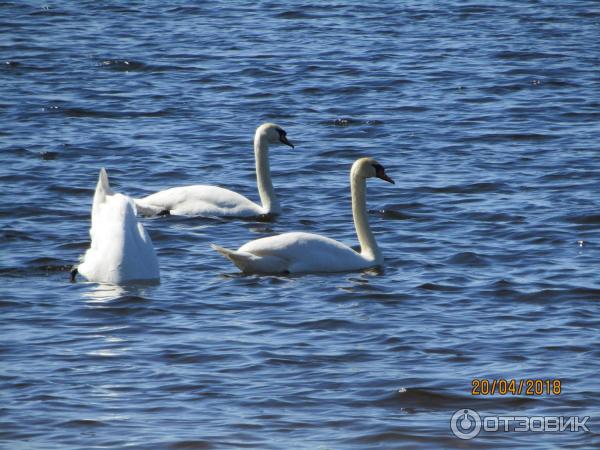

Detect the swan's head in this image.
[352,157,395,184]
[257,123,294,148]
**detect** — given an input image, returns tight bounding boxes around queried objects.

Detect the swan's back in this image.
[78,170,160,284]
[136,185,263,217]
[239,232,371,273]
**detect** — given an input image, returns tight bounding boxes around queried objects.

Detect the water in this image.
[1,1,599,448]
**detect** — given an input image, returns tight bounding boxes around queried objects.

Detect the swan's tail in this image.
[134,199,170,217]
[211,244,251,269]
[211,244,287,273]
[91,168,115,229]
[94,168,114,205]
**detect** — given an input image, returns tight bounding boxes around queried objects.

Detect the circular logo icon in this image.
[451,408,481,440]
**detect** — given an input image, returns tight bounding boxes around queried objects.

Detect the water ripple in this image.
[1,1,599,449]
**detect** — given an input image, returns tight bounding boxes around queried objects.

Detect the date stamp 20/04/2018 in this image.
[471,379,562,396]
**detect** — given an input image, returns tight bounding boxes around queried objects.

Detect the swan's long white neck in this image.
[351,171,381,263]
[254,129,280,214]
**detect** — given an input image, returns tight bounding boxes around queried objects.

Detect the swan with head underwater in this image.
[134,123,294,218]
[212,157,394,274]
[71,168,160,284]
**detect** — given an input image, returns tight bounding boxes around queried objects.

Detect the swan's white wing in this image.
[135,185,264,217]
[215,232,372,274]
[79,193,160,284]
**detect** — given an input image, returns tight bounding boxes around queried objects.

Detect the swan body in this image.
[76,168,160,284]
[134,123,294,217]
[212,232,374,274]
[135,185,264,217]
[212,157,394,274]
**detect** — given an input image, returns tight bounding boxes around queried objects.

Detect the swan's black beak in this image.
[280,135,294,148]
[379,173,395,184]
[374,164,395,184]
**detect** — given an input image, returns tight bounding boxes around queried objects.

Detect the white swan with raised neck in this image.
[134,123,294,217]
[212,157,394,274]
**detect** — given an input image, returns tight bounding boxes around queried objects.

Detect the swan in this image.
[134,123,294,217]
[211,157,394,274]
[71,168,160,284]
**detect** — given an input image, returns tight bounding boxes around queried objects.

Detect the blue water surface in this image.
[1,1,599,448]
